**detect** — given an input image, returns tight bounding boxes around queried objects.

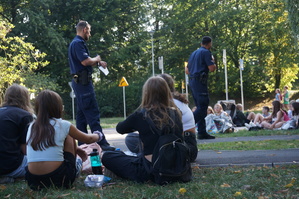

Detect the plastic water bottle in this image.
[89,149,103,175]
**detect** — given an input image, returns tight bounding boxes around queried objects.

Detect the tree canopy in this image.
[0,0,298,116]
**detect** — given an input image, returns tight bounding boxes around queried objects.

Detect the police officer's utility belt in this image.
[73,70,92,86]
[189,72,208,84]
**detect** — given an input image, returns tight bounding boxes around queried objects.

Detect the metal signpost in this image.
[239,59,244,112]
[184,62,189,101]
[119,77,129,119]
[223,49,228,101]
[158,56,164,74]
[68,82,75,124]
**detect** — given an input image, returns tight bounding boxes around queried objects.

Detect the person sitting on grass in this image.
[260,101,289,130]
[25,90,103,190]
[0,84,34,184]
[233,103,252,127]
[287,100,295,119]
[281,102,299,130]
[207,106,214,115]
[205,103,233,133]
[245,106,271,128]
[102,76,186,184]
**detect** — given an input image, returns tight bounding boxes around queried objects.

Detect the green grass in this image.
[199,140,299,150]
[67,117,123,129]
[215,129,299,138]
[100,117,123,128]
[1,165,299,198]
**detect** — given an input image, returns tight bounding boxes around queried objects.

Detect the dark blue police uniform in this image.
[68,35,106,146]
[188,46,214,137]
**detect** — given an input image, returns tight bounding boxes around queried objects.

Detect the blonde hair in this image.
[236,103,243,111]
[1,84,33,113]
[207,106,214,114]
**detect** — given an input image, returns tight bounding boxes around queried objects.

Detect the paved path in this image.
[103,128,299,167]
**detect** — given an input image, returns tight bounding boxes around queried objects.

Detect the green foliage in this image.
[0,20,49,102]
[1,0,299,114]
[286,0,299,46]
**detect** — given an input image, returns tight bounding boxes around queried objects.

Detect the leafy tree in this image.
[0,20,49,102]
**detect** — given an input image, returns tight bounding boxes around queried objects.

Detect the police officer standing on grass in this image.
[68,20,115,151]
[186,36,216,140]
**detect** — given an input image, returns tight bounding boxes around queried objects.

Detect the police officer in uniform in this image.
[186,36,216,139]
[68,20,115,151]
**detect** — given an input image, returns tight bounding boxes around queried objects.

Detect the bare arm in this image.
[270,111,283,128]
[185,66,189,75]
[68,125,99,144]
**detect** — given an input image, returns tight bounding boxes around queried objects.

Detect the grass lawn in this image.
[199,140,299,150]
[1,165,299,199]
[215,129,299,138]
[68,117,123,129]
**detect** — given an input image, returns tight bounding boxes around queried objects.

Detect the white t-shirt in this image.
[26,118,71,163]
[174,99,195,131]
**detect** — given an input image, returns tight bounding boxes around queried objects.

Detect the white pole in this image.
[68,82,75,124]
[185,73,189,101]
[239,59,244,112]
[123,86,126,119]
[223,49,228,100]
[72,91,75,124]
[150,31,155,76]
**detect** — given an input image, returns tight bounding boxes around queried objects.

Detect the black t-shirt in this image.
[116,109,183,155]
[0,106,33,175]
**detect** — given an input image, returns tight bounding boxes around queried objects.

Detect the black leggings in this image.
[102,151,153,183]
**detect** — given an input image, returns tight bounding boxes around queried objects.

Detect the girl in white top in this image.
[159,74,197,162]
[26,90,102,190]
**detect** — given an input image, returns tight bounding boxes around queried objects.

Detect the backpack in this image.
[142,109,192,185]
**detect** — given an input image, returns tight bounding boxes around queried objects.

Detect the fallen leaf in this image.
[0,185,6,190]
[179,188,187,194]
[220,183,231,188]
[270,173,279,178]
[285,183,293,188]
[60,193,71,197]
[234,170,241,174]
[291,178,296,184]
[276,189,289,193]
[233,192,242,196]
[217,152,222,154]
[4,194,11,198]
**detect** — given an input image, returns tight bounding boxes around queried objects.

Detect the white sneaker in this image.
[245,123,251,128]
[250,122,257,127]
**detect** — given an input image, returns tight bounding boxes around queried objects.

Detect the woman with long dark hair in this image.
[26,90,102,190]
[102,76,184,183]
[261,100,289,129]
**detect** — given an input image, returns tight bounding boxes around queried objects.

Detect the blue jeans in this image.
[72,80,103,145]
[189,78,210,136]
[4,155,27,178]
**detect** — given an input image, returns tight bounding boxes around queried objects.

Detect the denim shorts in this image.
[25,152,76,190]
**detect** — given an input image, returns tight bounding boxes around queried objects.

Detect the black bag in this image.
[142,109,192,185]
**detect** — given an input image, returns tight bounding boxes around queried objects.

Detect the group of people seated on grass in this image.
[204,97,299,134]
[0,74,197,190]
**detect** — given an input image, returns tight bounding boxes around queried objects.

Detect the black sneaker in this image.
[98,135,116,151]
[197,134,215,140]
[100,143,116,151]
